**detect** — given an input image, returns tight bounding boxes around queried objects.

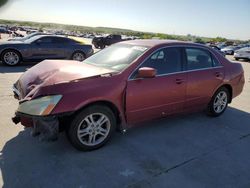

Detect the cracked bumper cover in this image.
[12,112,60,141]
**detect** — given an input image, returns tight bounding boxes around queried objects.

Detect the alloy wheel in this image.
[72,52,85,61]
[77,113,111,146]
[3,51,20,65]
[213,91,228,113]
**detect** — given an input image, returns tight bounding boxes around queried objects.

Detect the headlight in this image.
[17,95,62,116]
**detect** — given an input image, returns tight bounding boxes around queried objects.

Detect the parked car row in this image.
[209,43,250,61]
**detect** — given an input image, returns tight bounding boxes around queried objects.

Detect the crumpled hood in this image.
[15,59,113,99]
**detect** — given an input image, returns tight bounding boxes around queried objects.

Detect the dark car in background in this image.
[92,34,130,49]
[0,27,11,34]
[0,35,93,66]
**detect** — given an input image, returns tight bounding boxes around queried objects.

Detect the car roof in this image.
[37,35,66,38]
[121,39,204,48]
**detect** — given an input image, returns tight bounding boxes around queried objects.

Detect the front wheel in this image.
[1,50,21,66]
[207,87,229,117]
[67,105,116,151]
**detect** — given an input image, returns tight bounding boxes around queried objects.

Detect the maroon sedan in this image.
[12,40,245,151]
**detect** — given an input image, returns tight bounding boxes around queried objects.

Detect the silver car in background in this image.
[221,46,242,55]
[234,47,250,61]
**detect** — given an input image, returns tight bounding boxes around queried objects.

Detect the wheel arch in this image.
[74,100,122,130]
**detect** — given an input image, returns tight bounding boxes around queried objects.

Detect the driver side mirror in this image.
[137,67,156,78]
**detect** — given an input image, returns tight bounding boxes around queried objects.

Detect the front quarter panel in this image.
[43,74,127,118]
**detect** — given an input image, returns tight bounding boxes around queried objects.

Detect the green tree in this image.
[194,37,205,44]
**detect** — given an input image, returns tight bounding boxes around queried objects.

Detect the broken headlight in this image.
[17,95,62,116]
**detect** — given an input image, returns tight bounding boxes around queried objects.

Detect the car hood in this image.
[14,60,113,100]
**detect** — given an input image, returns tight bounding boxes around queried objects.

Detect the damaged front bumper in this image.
[12,112,60,141]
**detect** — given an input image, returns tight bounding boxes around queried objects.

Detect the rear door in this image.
[184,47,224,111]
[50,37,71,59]
[126,47,187,124]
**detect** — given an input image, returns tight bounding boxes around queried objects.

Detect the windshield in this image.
[83,43,148,72]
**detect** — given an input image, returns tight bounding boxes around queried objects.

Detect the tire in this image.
[207,87,230,117]
[1,50,21,66]
[231,51,234,55]
[100,43,105,49]
[71,51,85,61]
[67,105,116,151]
[235,58,239,61]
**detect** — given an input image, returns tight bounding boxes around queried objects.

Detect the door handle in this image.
[176,78,184,84]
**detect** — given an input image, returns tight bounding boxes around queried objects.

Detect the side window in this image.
[140,47,182,75]
[37,37,52,43]
[185,48,213,70]
[52,37,70,44]
[212,56,221,67]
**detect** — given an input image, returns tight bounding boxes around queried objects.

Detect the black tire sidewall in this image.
[67,105,116,151]
[207,87,229,117]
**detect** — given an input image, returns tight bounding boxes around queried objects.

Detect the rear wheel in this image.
[1,50,21,66]
[72,51,85,61]
[67,105,116,151]
[207,87,229,117]
[94,44,99,48]
[100,43,105,49]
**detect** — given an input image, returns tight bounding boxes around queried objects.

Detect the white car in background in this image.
[234,47,250,61]
[221,46,242,55]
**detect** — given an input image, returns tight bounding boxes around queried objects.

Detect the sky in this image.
[0,0,249,40]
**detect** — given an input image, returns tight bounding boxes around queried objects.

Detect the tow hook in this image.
[12,116,21,124]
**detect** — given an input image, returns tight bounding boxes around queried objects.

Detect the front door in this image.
[126,47,187,124]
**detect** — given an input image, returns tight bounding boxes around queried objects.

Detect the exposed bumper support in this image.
[32,116,59,141]
[12,113,59,141]
[12,115,21,124]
